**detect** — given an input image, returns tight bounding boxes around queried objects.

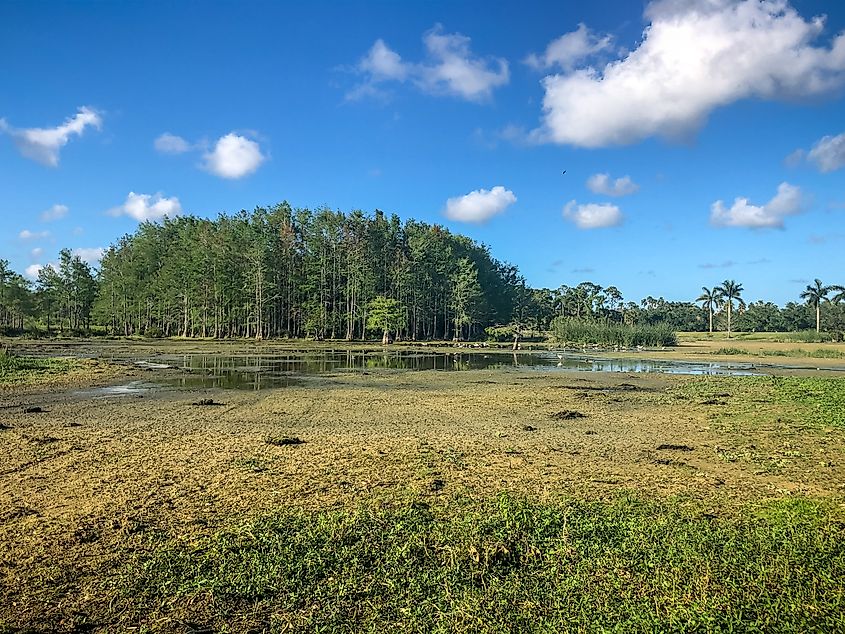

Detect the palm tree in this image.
[800,279,833,333]
[832,285,845,304]
[696,287,719,334]
[715,280,745,338]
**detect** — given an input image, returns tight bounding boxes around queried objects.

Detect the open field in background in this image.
[1,341,845,631]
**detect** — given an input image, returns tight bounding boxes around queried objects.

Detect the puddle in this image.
[122,349,768,390]
[75,381,157,398]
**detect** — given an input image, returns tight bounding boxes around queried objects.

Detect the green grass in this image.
[678,331,844,343]
[0,350,80,385]
[675,375,845,428]
[122,494,845,633]
[712,347,750,355]
[553,318,677,347]
[761,348,845,359]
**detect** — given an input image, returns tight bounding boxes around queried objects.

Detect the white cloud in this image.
[202,133,266,179]
[110,192,183,222]
[710,182,803,228]
[72,247,106,266]
[350,25,509,102]
[30,247,43,260]
[359,39,409,82]
[525,23,613,71]
[563,201,623,229]
[154,133,192,154]
[807,132,845,172]
[419,26,509,101]
[444,186,516,223]
[19,229,50,240]
[0,106,101,166]
[40,203,68,222]
[586,173,640,197]
[533,1,845,147]
[24,264,43,280]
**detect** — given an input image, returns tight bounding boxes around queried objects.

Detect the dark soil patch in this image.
[522,425,536,431]
[192,398,223,406]
[29,435,61,445]
[23,406,44,414]
[654,457,686,466]
[430,479,445,492]
[551,410,586,420]
[585,430,598,435]
[265,436,304,447]
[657,444,694,452]
[700,399,727,405]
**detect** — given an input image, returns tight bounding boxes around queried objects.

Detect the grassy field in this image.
[1,343,845,632]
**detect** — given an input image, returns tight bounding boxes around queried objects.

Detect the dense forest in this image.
[2,203,845,340]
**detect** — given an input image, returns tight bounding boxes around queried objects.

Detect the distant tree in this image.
[451,258,482,341]
[367,296,402,344]
[696,287,719,334]
[715,280,745,338]
[800,279,834,333]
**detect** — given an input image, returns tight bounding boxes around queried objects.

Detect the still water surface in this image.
[135,349,764,390]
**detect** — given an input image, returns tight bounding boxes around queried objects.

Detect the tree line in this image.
[1,205,844,340]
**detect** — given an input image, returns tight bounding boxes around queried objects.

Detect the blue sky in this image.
[1,0,844,305]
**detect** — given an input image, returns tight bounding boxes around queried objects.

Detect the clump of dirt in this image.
[700,399,726,405]
[192,398,223,406]
[29,435,61,445]
[615,383,642,391]
[551,410,586,420]
[2,505,39,521]
[522,425,537,431]
[657,444,694,452]
[265,436,304,447]
[23,406,44,414]
[654,457,686,466]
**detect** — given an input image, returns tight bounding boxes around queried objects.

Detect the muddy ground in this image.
[1,340,845,630]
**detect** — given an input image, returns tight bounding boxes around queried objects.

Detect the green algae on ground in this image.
[0,351,117,387]
[122,494,845,633]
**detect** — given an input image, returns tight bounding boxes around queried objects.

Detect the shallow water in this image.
[133,349,765,390]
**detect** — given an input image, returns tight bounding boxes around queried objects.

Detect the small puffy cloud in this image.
[359,39,409,82]
[154,133,192,154]
[586,173,639,197]
[72,247,105,266]
[710,182,803,228]
[419,26,509,101]
[203,133,266,179]
[525,23,613,71]
[807,132,845,172]
[24,264,43,280]
[533,1,845,147]
[19,229,50,240]
[444,186,516,223]
[349,25,509,102]
[40,203,68,222]
[30,247,43,260]
[563,201,623,229]
[0,106,101,166]
[784,148,805,167]
[110,192,183,222]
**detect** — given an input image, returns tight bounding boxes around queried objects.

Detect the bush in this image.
[552,318,676,347]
